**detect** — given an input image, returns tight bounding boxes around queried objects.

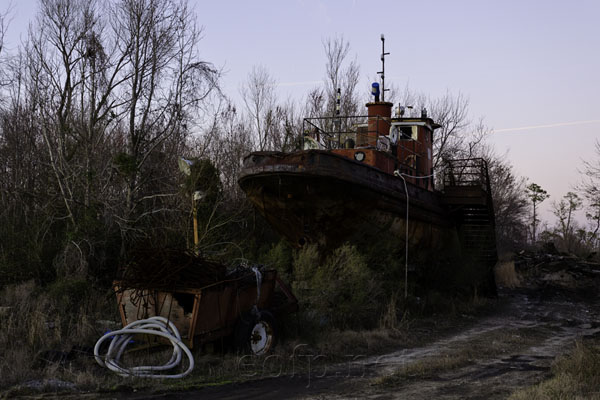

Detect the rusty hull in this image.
[239,150,458,251]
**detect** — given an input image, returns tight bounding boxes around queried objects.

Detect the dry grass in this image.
[316,328,409,359]
[374,326,543,387]
[0,272,497,395]
[0,278,407,394]
[495,260,521,288]
[509,339,600,400]
[374,353,473,386]
[1,277,397,394]
[379,292,405,330]
[0,280,122,391]
[402,354,471,377]
[460,327,540,359]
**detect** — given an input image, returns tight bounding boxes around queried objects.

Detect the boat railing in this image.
[302,115,370,149]
[302,115,422,164]
[442,158,490,192]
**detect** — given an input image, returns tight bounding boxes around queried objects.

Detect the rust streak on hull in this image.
[239,150,456,250]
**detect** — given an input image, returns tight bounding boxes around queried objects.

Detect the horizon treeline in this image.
[0,0,598,289]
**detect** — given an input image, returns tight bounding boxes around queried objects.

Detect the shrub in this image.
[292,244,381,329]
[260,239,293,282]
[47,278,93,312]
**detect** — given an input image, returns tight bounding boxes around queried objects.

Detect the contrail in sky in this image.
[495,119,600,133]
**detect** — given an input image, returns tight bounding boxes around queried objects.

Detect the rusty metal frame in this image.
[113,269,295,349]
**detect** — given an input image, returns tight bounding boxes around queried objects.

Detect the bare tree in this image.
[578,140,600,252]
[428,91,471,169]
[240,65,301,152]
[270,98,301,152]
[322,35,360,117]
[240,65,276,151]
[104,0,219,245]
[296,36,360,147]
[0,0,224,285]
[552,192,582,252]
[584,196,600,252]
[0,47,63,284]
[26,0,102,226]
[0,3,11,87]
[202,97,252,198]
[392,86,488,174]
[16,0,219,268]
[303,86,326,119]
[387,83,426,111]
[480,147,529,250]
[0,9,5,56]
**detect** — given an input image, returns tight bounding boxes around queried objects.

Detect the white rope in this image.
[393,170,435,298]
[251,265,262,305]
[398,172,434,179]
[394,170,410,299]
[94,316,194,379]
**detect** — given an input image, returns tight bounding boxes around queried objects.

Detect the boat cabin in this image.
[303,101,440,191]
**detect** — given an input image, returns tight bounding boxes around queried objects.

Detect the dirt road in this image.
[128,273,599,400]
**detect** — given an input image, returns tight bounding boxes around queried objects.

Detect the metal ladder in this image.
[442,159,498,296]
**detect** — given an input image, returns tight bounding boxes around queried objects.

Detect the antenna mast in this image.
[377,34,390,102]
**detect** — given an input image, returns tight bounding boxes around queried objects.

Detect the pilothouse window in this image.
[400,126,417,140]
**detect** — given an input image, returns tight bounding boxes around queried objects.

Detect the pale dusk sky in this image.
[3,0,599,228]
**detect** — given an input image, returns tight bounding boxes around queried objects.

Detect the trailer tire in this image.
[234,310,278,355]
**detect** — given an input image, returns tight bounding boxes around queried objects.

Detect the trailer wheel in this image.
[234,310,277,355]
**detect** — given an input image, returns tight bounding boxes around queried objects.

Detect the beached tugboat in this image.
[239,37,498,295]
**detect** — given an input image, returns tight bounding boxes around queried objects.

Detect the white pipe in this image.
[94,316,194,379]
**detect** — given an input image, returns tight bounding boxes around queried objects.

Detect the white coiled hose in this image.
[94,316,194,378]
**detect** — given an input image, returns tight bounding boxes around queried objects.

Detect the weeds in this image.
[0,280,119,390]
[374,354,472,386]
[509,339,600,399]
[0,239,498,395]
[373,326,545,387]
[495,260,521,288]
[379,291,402,330]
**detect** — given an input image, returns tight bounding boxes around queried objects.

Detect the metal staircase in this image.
[442,158,498,296]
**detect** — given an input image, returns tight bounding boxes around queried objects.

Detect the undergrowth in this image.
[0,280,119,391]
[0,239,494,394]
[509,339,600,400]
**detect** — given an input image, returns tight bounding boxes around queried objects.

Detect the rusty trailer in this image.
[114,268,297,354]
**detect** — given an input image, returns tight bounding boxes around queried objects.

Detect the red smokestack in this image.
[366,101,393,146]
